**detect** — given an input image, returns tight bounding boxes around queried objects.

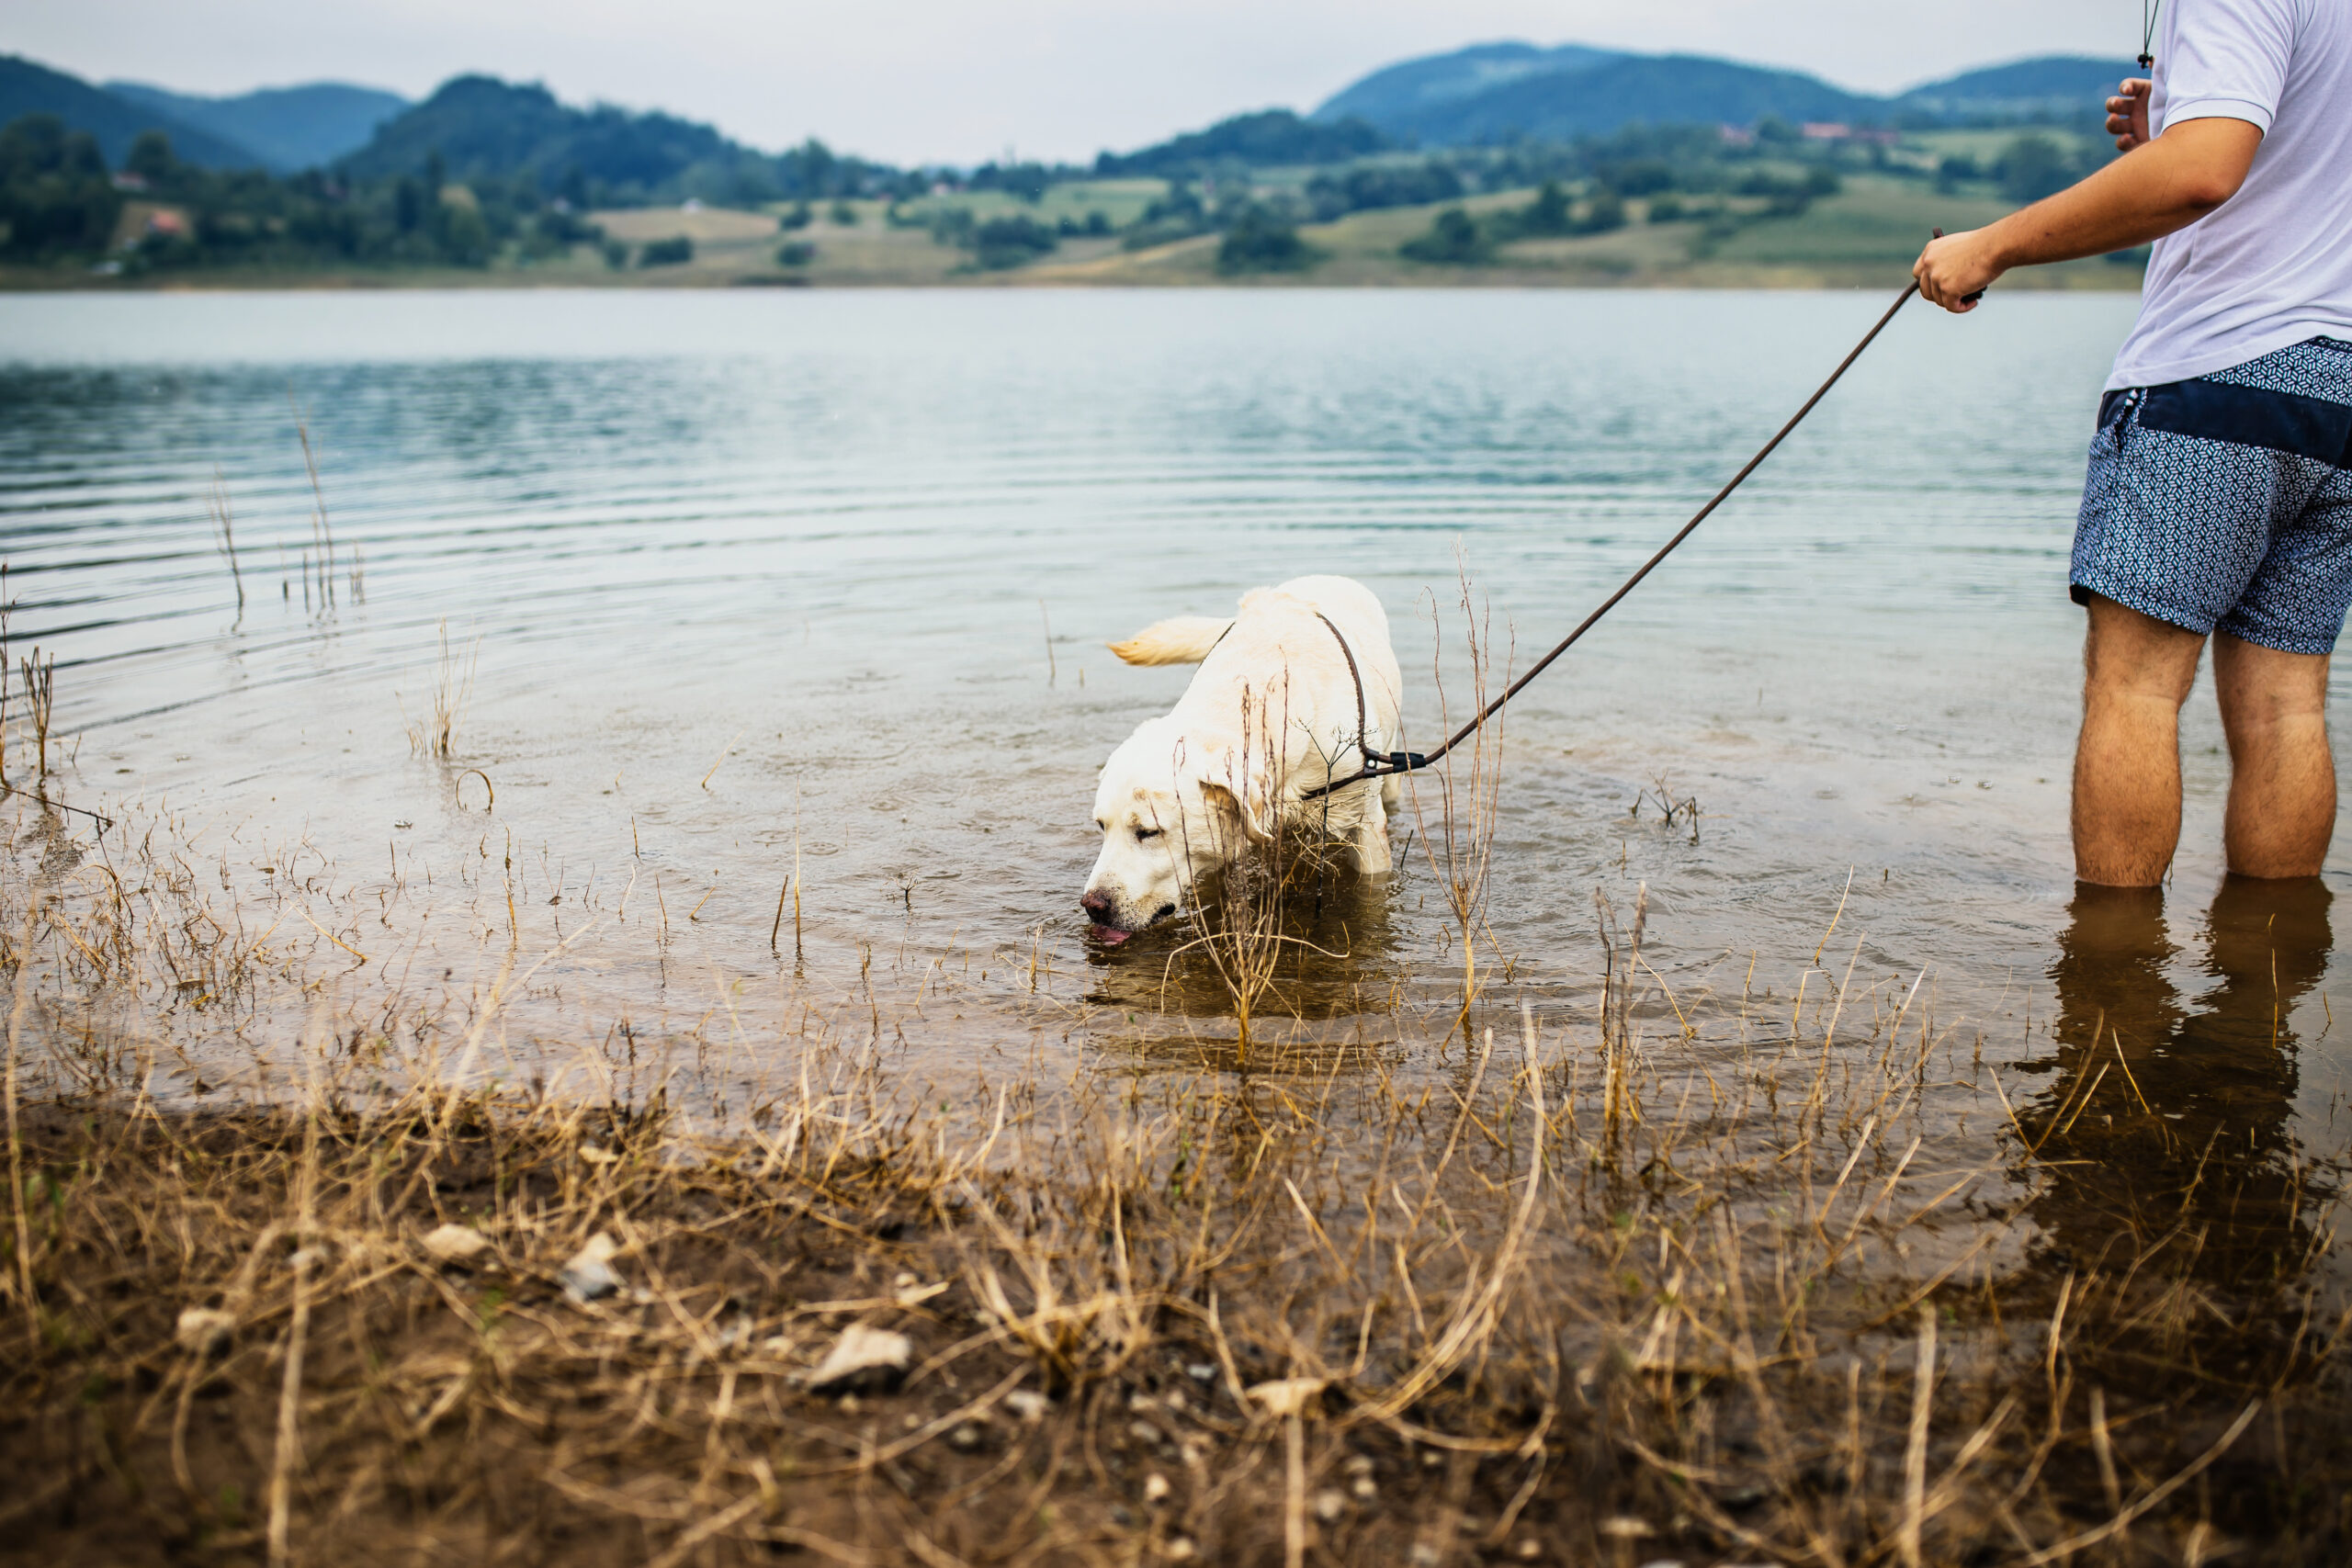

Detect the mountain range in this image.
[105,79,408,171]
[4,39,2135,191]
[1309,42,2135,146]
[0,54,405,171]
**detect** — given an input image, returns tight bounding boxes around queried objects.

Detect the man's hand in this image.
[2107,77,2154,152]
[1915,228,2004,312]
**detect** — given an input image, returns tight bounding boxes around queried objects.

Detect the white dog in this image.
[1080,575,1403,942]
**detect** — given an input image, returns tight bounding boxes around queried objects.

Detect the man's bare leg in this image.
[2212,633,2335,878]
[2073,596,2207,886]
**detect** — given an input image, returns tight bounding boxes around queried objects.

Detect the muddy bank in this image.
[4,1009,2346,1566]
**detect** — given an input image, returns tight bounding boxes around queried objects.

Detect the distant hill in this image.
[1094,108,1385,175]
[1313,43,2132,145]
[1894,56,2136,123]
[1402,55,1880,145]
[339,74,757,197]
[104,80,407,172]
[0,54,262,167]
[1313,43,1628,130]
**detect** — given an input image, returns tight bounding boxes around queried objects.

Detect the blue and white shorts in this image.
[2072,336,2352,655]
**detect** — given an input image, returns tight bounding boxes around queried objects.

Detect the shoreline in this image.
[2,265,2145,295]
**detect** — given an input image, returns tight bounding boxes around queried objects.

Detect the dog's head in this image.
[1080,716,1272,943]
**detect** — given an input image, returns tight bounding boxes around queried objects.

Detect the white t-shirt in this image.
[2106,0,2352,389]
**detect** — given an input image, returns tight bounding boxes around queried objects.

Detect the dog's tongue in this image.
[1091,924,1132,946]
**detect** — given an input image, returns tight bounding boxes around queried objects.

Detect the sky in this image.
[14,0,2144,165]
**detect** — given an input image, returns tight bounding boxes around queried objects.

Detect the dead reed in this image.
[1399,566,1510,1041]
[401,618,480,760]
[209,467,245,616]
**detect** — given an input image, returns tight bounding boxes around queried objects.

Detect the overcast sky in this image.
[15,0,2143,165]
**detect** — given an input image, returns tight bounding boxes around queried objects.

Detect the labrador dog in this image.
[1080,575,1403,943]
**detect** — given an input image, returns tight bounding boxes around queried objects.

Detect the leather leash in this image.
[1303,268,1937,802]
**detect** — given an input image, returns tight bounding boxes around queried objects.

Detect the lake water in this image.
[1,288,2345,1148]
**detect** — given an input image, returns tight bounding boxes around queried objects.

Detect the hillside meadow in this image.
[12,173,2145,293]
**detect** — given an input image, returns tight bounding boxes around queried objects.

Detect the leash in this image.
[1304,270,1934,801]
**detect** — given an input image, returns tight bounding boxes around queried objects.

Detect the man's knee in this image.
[2212,633,2331,736]
[2082,594,2206,708]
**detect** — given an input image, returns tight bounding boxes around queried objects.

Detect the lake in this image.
[1,288,2344,1160]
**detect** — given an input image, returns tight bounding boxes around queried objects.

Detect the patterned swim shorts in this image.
[2072,336,2352,655]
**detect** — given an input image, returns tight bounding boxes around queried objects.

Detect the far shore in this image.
[7,175,2145,297]
[1,263,2143,294]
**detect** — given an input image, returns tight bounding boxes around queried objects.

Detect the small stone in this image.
[1166,1540,1195,1562]
[1408,1545,1442,1568]
[1185,1362,1217,1382]
[803,1324,912,1395]
[1351,1475,1378,1501]
[422,1224,490,1264]
[560,1234,622,1303]
[579,1144,618,1165]
[1144,1472,1171,1503]
[1004,1389,1050,1422]
[175,1307,234,1354]
[1599,1517,1655,1540]
[1247,1377,1326,1418]
[1161,1388,1187,1413]
[1513,1541,1543,1561]
[1128,1391,1157,1413]
[893,1271,918,1290]
[948,1424,985,1452]
[1314,1489,1346,1522]
[1420,1450,1443,1469]
[1342,1454,1374,1474]
[1130,1420,1163,1446]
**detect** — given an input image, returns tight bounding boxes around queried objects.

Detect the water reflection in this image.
[2026,877,2336,1290]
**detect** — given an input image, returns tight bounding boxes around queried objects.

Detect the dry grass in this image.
[0,705,2346,1565]
[400,619,480,760]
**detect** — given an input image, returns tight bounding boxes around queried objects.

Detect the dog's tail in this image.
[1107,615,1233,667]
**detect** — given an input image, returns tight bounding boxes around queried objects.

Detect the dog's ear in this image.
[1196,773,1275,846]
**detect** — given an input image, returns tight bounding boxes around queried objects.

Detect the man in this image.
[1915,1,2352,886]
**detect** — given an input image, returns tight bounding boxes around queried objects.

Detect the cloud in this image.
[14,0,2138,164]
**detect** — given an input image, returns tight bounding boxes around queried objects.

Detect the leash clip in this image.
[1362,750,1428,778]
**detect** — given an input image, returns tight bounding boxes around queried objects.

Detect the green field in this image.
[1022,175,2141,293]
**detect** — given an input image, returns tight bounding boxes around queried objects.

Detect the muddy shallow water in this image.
[3,286,2347,1134]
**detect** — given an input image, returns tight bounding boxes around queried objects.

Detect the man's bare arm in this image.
[1914,113,2261,313]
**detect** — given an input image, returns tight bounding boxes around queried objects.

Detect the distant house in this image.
[1802,122,1897,145]
[108,171,149,193]
[1718,124,1756,147]
[111,203,190,251]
